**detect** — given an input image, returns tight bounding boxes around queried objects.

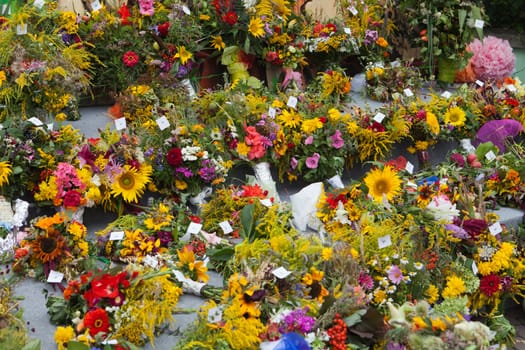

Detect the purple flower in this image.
[280,308,316,334]
[330,130,344,149]
[501,276,513,292]
[290,157,298,169]
[387,265,404,285]
[358,272,374,290]
[305,153,320,169]
[364,29,378,45]
[304,135,314,145]
[444,223,469,239]
[199,160,216,182]
[450,153,465,167]
[156,230,174,246]
[386,343,406,350]
[176,167,193,177]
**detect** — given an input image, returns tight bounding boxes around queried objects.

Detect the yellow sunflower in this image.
[248,17,264,38]
[256,0,291,20]
[210,35,225,51]
[0,161,12,187]
[32,231,66,263]
[111,164,151,203]
[426,110,440,135]
[444,106,467,127]
[278,108,301,128]
[363,165,402,203]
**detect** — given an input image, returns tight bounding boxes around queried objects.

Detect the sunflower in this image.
[111,164,152,203]
[248,17,264,38]
[0,161,12,187]
[444,106,467,127]
[256,0,291,20]
[426,110,440,135]
[363,165,402,203]
[32,230,66,263]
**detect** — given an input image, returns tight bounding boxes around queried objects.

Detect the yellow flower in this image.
[301,118,323,133]
[55,113,67,122]
[175,46,193,65]
[248,17,265,38]
[426,111,440,135]
[54,326,75,350]
[412,316,428,330]
[278,108,301,128]
[272,99,284,108]
[0,71,6,87]
[321,247,333,261]
[110,164,152,203]
[415,140,429,151]
[444,106,467,127]
[68,221,87,240]
[363,165,402,203]
[373,289,387,304]
[211,35,225,51]
[442,275,466,298]
[328,108,341,122]
[431,317,447,332]
[175,179,188,190]
[236,142,250,157]
[0,161,12,187]
[376,37,388,48]
[199,14,210,21]
[425,284,439,304]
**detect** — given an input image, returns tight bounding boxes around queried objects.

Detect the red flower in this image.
[385,155,408,171]
[368,121,385,132]
[62,190,82,208]
[241,184,267,198]
[122,51,139,67]
[504,98,519,107]
[222,11,238,25]
[157,21,170,37]
[118,5,131,25]
[480,274,501,296]
[84,308,110,337]
[325,23,337,33]
[166,147,183,167]
[91,274,121,299]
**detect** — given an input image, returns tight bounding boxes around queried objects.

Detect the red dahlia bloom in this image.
[480,274,501,296]
[84,308,110,337]
[122,51,139,67]
[222,11,238,25]
[166,147,183,167]
[62,190,82,208]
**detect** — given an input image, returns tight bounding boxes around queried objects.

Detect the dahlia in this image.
[469,36,515,82]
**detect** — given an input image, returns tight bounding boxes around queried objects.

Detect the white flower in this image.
[426,194,459,222]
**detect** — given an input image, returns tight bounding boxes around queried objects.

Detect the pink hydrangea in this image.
[469,36,515,82]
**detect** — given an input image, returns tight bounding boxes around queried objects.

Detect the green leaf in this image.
[21,339,41,350]
[344,309,367,327]
[240,203,255,242]
[66,341,90,350]
[458,9,467,33]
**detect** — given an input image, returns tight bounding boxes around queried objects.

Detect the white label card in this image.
[344,27,351,35]
[287,96,298,109]
[489,222,503,236]
[114,117,127,131]
[102,340,118,345]
[378,235,392,249]
[506,84,517,92]
[16,23,27,35]
[186,222,203,235]
[272,266,292,279]
[259,198,273,207]
[28,117,43,126]
[441,91,452,99]
[405,162,414,174]
[475,80,484,87]
[207,307,223,323]
[349,6,358,15]
[475,173,485,182]
[373,112,385,123]
[91,0,102,11]
[33,0,45,9]
[268,107,276,118]
[474,19,484,29]
[156,116,170,130]
[218,221,233,234]
[485,150,496,161]
[182,5,191,14]
[109,231,125,240]
[404,88,414,97]
[143,255,158,268]
[47,123,54,131]
[47,270,64,283]
[472,261,478,275]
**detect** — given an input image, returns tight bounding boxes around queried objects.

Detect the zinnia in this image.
[122,51,139,67]
[83,308,110,337]
[166,147,183,167]
[479,274,501,297]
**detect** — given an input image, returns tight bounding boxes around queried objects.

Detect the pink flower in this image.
[290,157,298,169]
[304,135,314,145]
[138,0,154,16]
[387,265,404,285]
[305,153,320,169]
[358,272,374,290]
[244,126,266,160]
[122,51,139,67]
[330,130,344,149]
[469,36,515,82]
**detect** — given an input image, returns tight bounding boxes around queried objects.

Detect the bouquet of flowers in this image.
[365,61,423,102]
[13,213,91,281]
[48,265,183,349]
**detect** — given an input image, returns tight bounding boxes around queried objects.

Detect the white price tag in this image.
[403,88,414,97]
[109,231,125,240]
[474,19,484,29]
[472,261,478,275]
[259,198,273,207]
[405,161,414,174]
[378,235,392,249]
[47,270,64,283]
[156,116,170,130]
[489,222,503,236]
[47,123,54,131]
[475,80,484,87]
[91,0,102,11]
[475,173,485,182]
[268,107,276,118]
[390,61,401,68]
[373,112,385,123]
[33,0,45,9]
[114,117,127,131]
[344,27,351,35]
[186,222,203,235]
[143,255,158,268]
[28,117,43,126]
[16,23,27,35]
[506,84,517,92]
[485,150,496,161]
[349,6,358,15]
[207,306,223,323]
[182,5,191,14]
[218,221,233,234]
[287,96,298,109]
[441,91,452,99]
[272,267,292,279]
[102,340,118,345]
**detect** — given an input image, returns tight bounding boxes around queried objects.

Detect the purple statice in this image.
[280,308,315,334]
[198,160,216,182]
[144,147,155,157]
[364,29,378,46]
[176,167,193,177]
